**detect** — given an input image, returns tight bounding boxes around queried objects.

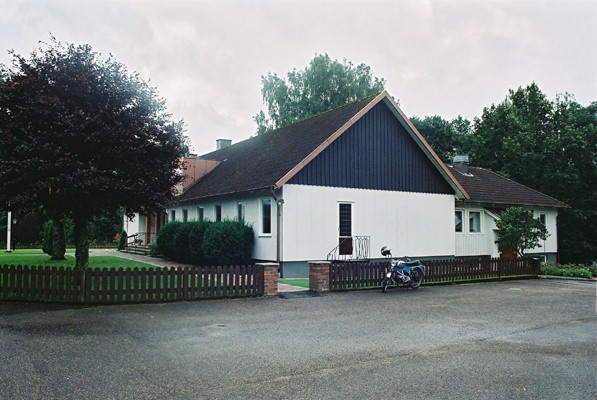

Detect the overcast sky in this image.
[1,0,595,154]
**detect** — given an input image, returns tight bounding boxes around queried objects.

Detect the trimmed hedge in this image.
[202,220,254,266]
[155,220,253,266]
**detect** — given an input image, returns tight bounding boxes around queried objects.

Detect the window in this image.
[170,210,176,222]
[237,202,245,222]
[455,210,463,233]
[469,211,481,233]
[261,199,272,234]
[215,205,222,222]
[197,207,204,221]
[182,209,188,222]
[339,203,352,237]
[539,213,546,226]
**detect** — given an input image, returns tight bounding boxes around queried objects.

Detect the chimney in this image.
[453,155,469,174]
[216,139,232,150]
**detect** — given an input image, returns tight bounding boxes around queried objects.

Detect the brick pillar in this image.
[309,261,330,294]
[258,263,279,296]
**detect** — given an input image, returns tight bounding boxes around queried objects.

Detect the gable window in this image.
[261,199,272,235]
[455,210,463,233]
[469,211,481,233]
[170,210,176,222]
[197,207,204,222]
[215,205,222,222]
[182,209,188,222]
[237,202,245,222]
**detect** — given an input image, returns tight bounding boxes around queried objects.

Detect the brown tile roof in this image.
[451,166,568,208]
[175,94,380,203]
[175,91,468,204]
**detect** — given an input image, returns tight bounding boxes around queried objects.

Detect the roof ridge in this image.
[200,92,381,159]
[256,92,382,136]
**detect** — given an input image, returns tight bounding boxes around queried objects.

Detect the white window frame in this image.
[455,209,464,233]
[260,198,272,236]
[237,202,246,222]
[468,210,482,233]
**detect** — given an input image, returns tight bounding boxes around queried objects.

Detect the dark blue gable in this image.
[288,102,454,194]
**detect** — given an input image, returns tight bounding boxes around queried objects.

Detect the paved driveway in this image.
[1,279,595,399]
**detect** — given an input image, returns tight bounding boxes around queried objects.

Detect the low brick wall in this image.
[309,261,330,294]
[260,263,279,296]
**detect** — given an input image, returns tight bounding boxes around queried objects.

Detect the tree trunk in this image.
[50,218,66,260]
[74,215,90,269]
[74,214,89,302]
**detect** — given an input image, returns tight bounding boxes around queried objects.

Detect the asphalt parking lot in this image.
[1,278,595,400]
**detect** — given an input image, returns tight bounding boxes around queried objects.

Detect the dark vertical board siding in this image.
[289,103,453,194]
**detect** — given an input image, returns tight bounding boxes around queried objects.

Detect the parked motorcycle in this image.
[381,246,425,293]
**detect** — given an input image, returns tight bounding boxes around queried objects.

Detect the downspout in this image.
[269,187,283,265]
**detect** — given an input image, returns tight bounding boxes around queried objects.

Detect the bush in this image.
[187,221,212,265]
[156,221,182,259]
[155,220,254,265]
[42,220,53,256]
[148,241,160,257]
[173,222,196,263]
[202,220,254,266]
[117,230,127,250]
[540,263,595,279]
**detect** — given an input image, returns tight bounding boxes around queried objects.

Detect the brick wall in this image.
[259,263,279,296]
[309,261,330,294]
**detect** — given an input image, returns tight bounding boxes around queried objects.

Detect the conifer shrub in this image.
[187,221,212,265]
[202,220,254,266]
[156,221,182,260]
[155,220,254,265]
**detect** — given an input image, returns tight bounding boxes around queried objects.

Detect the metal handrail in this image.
[326,236,370,261]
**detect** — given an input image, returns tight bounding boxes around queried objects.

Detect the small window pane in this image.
[262,199,272,234]
[237,203,245,222]
[182,209,188,222]
[339,203,352,237]
[455,210,463,233]
[215,205,222,222]
[197,207,204,221]
[469,211,481,233]
[170,210,176,222]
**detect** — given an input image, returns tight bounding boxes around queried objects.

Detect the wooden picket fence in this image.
[330,257,539,291]
[0,264,264,304]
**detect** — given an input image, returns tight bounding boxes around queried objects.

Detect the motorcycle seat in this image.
[403,260,421,267]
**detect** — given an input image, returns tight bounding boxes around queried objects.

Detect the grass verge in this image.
[0,250,156,270]
[279,279,309,288]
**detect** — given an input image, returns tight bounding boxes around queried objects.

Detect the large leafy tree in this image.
[463,84,597,263]
[0,38,187,269]
[410,115,473,163]
[254,53,386,134]
[495,207,549,257]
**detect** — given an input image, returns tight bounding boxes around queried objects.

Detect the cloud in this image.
[1,0,595,154]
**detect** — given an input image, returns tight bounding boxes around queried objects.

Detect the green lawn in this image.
[0,249,156,270]
[279,278,309,288]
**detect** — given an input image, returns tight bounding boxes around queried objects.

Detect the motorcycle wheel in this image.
[409,269,423,289]
[382,277,391,293]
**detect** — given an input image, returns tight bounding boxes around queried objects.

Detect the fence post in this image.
[257,263,279,296]
[309,261,330,294]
